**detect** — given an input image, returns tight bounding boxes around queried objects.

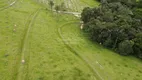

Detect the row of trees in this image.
[48,0,66,12]
[81,0,142,59]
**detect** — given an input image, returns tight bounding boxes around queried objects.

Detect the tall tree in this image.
[55,5,60,13]
[49,0,54,10]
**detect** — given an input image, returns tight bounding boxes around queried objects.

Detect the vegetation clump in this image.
[81,0,142,58]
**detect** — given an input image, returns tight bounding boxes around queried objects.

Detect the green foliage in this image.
[136,0,142,8]
[98,0,136,8]
[133,8,142,21]
[133,33,142,58]
[118,40,134,55]
[55,5,60,12]
[49,0,54,10]
[81,7,93,23]
[81,0,142,58]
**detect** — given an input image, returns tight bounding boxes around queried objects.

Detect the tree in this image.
[81,0,142,59]
[49,0,54,10]
[136,0,142,8]
[81,7,93,23]
[103,37,113,48]
[118,40,134,56]
[133,33,142,58]
[55,5,60,13]
[98,0,136,8]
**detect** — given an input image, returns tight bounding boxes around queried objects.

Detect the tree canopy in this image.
[81,0,142,59]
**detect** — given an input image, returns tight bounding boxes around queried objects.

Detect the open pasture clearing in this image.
[0,0,142,80]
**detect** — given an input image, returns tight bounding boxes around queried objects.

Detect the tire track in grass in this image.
[0,0,17,11]
[16,8,41,80]
[57,21,104,80]
[24,9,41,80]
[10,7,37,80]
[10,9,38,80]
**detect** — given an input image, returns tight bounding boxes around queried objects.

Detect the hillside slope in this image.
[0,0,142,80]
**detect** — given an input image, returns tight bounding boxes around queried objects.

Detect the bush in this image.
[118,40,134,56]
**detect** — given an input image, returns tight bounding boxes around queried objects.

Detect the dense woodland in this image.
[81,0,142,59]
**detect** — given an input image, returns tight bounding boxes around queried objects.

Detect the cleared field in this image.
[0,0,142,80]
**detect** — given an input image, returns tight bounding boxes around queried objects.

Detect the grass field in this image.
[0,0,142,80]
[60,23,142,80]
